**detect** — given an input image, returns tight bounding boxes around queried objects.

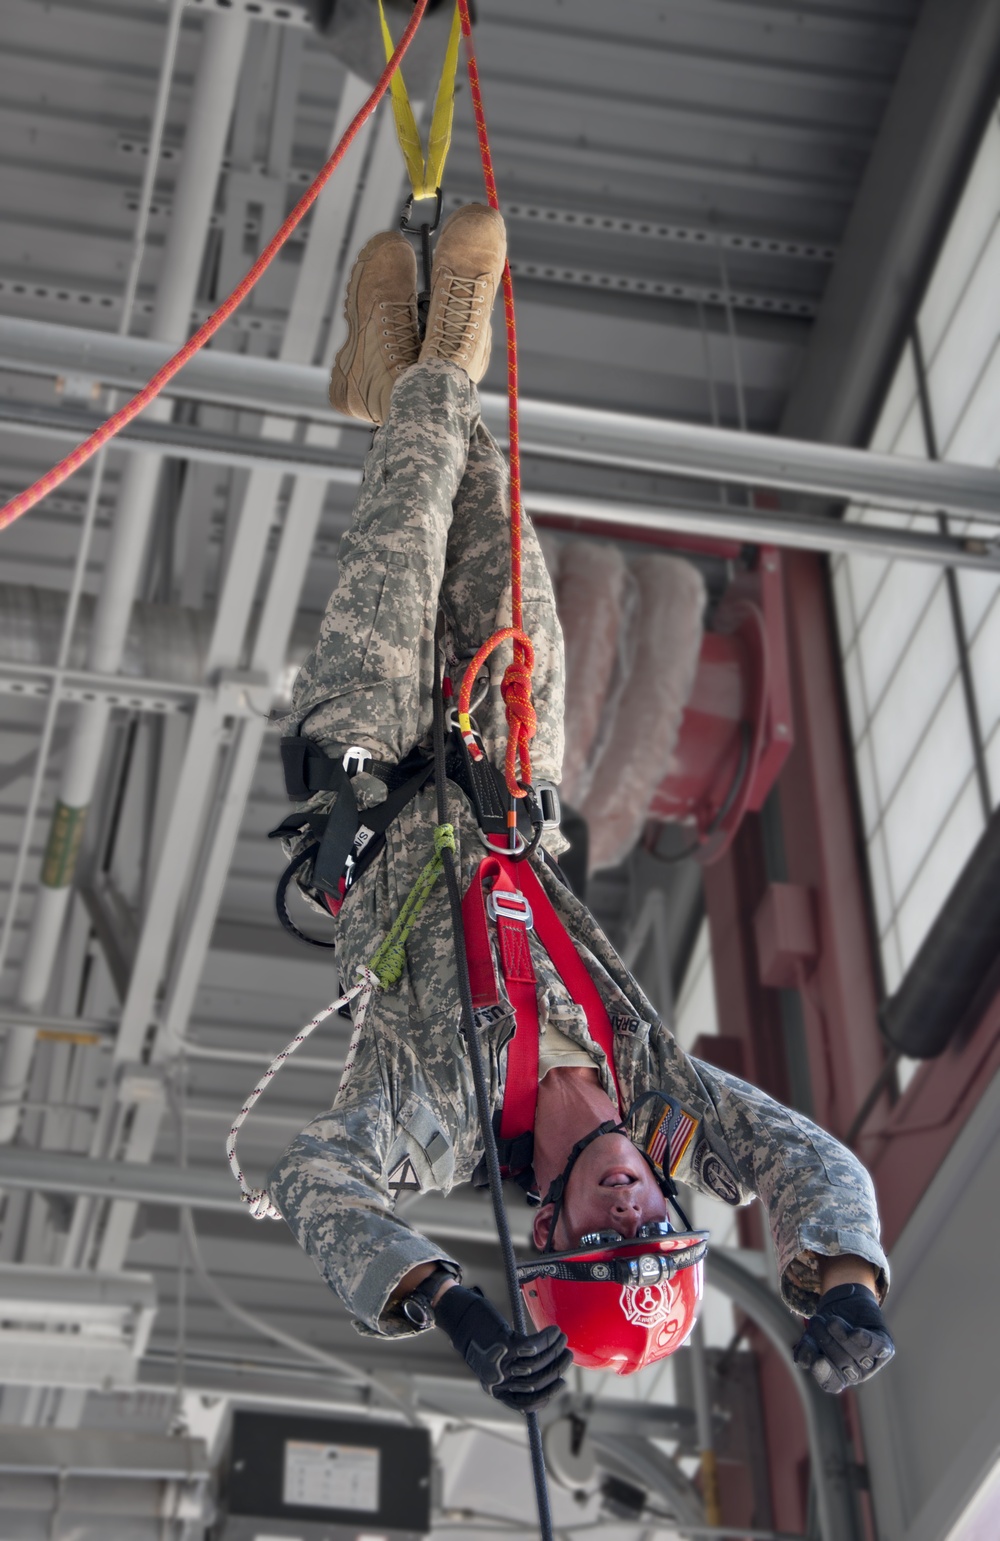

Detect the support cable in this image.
[431,634,554,1541]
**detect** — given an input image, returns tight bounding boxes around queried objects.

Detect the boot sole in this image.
[330,252,373,423]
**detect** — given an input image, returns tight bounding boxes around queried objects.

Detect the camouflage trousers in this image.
[276,358,567,1044]
[285,359,564,777]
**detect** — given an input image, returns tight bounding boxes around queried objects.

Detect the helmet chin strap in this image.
[539,1107,693,1255]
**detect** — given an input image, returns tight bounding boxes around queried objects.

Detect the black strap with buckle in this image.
[269,741,436,946]
[270,708,551,947]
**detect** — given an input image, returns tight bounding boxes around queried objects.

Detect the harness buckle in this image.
[342,746,372,777]
[487,889,534,929]
[534,780,562,829]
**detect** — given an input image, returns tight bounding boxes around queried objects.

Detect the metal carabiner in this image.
[399,187,444,235]
[400,189,444,341]
[477,825,531,858]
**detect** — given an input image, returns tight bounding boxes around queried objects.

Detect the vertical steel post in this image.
[689,1320,723,1525]
[0,11,250,1142]
[706,1249,865,1541]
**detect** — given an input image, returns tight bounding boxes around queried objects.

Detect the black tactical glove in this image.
[433,1284,572,1412]
[793,1282,895,1394]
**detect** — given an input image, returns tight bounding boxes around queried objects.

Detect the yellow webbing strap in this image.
[378,0,462,199]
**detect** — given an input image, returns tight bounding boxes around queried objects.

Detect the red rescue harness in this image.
[462,849,622,1154]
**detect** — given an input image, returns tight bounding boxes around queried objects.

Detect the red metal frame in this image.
[703,549,1000,1532]
[647,545,794,859]
[703,550,886,1533]
[864,990,1000,1251]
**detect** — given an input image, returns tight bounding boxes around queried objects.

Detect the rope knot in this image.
[371,944,407,989]
[500,660,537,738]
[458,627,536,797]
[434,822,457,854]
[245,1188,282,1222]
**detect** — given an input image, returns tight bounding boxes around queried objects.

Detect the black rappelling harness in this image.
[268,692,557,947]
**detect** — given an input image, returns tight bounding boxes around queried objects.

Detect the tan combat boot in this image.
[329,231,420,425]
[420,204,507,382]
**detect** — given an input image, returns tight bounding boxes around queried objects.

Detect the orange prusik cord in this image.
[454,0,535,798]
[0,0,431,534]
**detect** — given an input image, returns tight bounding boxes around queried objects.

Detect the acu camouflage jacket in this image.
[267,784,889,1341]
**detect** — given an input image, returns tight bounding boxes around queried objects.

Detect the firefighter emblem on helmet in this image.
[619,1281,673,1329]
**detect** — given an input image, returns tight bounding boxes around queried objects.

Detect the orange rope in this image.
[458,625,536,797]
[0,0,431,534]
[455,0,534,797]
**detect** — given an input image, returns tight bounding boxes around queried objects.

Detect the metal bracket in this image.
[534,780,562,829]
[211,669,272,719]
[116,1063,166,1110]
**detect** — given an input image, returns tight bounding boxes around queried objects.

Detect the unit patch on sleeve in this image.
[387,1155,421,1196]
[692,1139,741,1206]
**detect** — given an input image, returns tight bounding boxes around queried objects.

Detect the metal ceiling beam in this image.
[0,661,268,716]
[528,492,1000,571]
[0,1145,535,1246]
[782,0,1000,445]
[5,316,1000,519]
[3,411,998,566]
[0,401,361,483]
[138,1355,694,1444]
[0,1008,347,1076]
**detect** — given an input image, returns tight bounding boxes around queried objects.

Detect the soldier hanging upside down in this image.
[265,204,895,1410]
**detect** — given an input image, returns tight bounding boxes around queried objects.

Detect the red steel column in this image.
[703,549,886,1535]
[775,553,887,1158]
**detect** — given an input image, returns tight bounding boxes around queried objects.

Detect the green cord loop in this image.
[367,822,456,988]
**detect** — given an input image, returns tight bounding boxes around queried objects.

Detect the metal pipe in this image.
[688,1321,722,1526]
[0,316,996,522]
[705,1249,863,1541]
[0,10,249,1143]
[0,1010,345,1075]
[525,490,1000,571]
[4,407,998,568]
[6,315,1000,521]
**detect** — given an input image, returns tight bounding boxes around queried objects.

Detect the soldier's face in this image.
[555,1132,667,1249]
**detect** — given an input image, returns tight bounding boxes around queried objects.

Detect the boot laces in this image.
[379,301,419,367]
[434,277,485,352]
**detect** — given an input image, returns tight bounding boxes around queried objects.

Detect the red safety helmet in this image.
[517,1222,708,1375]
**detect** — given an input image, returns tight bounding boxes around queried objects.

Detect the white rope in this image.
[226,969,379,1219]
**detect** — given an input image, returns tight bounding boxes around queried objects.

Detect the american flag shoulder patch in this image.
[645,1100,700,1176]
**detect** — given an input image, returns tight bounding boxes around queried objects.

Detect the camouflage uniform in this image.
[268,360,889,1339]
